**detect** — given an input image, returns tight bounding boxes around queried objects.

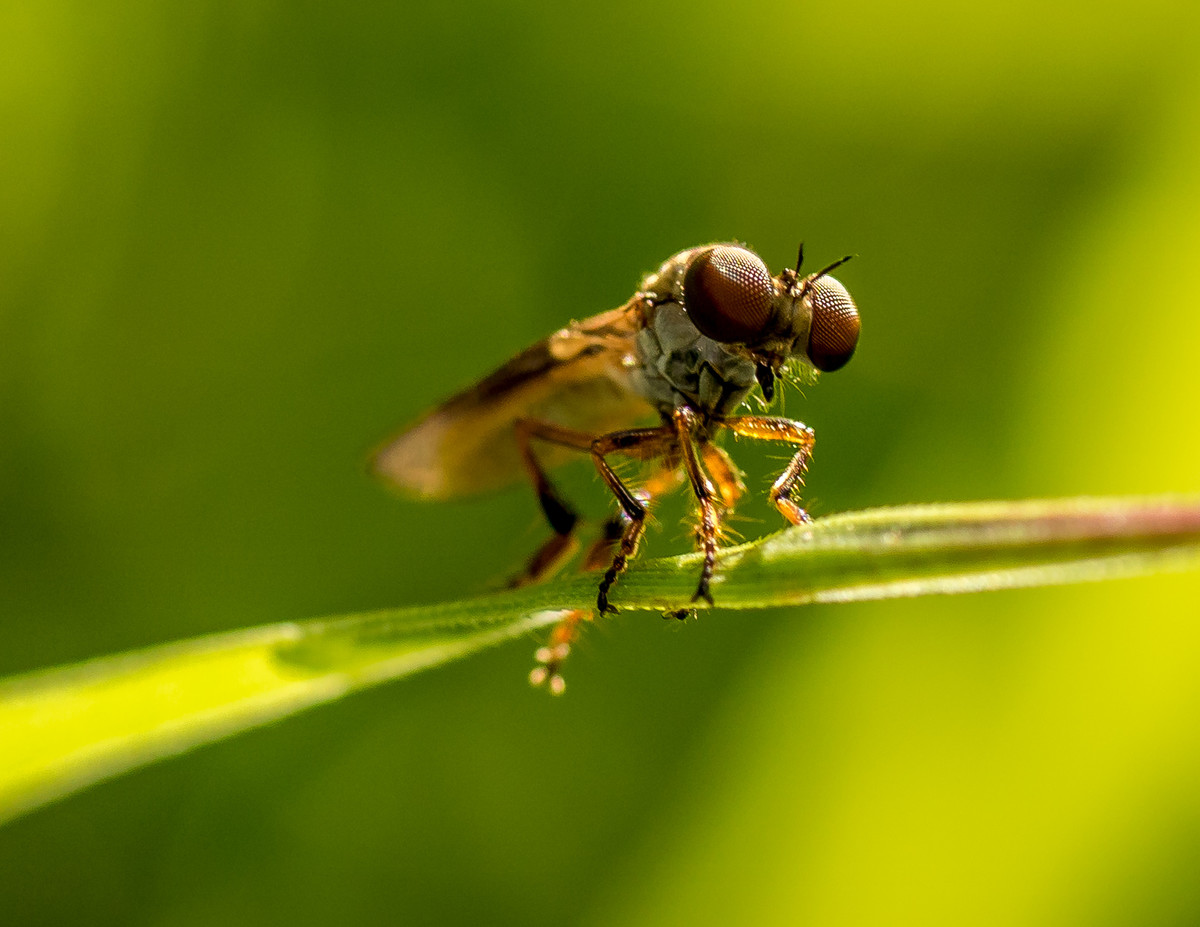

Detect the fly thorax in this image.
[631,301,757,417]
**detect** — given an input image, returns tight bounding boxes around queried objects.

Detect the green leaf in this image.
[1,495,1198,827]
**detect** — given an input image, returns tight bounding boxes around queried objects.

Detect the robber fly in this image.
[372,242,860,689]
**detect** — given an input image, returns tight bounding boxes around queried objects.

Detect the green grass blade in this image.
[2,494,1198,827]
[0,603,570,828]
[612,495,1200,608]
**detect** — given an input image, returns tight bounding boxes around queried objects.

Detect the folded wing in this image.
[371,306,654,500]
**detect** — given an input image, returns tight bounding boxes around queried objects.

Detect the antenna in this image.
[812,254,854,280]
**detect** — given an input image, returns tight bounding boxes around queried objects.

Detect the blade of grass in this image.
[1,494,1198,827]
[613,495,1200,607]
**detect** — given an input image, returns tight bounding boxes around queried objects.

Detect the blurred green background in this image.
[4,1,1200,924]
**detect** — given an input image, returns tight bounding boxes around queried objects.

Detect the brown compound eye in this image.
[682,245,775,344]
[805,276,860,372]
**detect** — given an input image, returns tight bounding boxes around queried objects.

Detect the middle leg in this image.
[672,406,721,606]
[515,417,675,614]
[581,457,683,573]
[517,419,675,691]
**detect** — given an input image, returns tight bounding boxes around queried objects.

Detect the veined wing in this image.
[371,305,654,500]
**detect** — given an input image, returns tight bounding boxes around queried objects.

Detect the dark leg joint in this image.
[597,575,619,615]
[539,488,578,536]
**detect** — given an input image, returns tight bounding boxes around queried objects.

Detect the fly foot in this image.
[529,608,591,695]
[596,573,621,615]
[691,576,715,607]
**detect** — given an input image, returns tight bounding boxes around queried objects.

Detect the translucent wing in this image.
[371,306,654,500]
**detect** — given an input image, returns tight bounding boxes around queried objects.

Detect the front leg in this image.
[721,415,816,525]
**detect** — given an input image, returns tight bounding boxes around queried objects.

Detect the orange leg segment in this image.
[722,415,817,525]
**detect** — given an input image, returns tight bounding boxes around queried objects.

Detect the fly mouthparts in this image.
[755,364,776,403]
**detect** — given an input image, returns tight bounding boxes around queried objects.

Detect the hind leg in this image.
[514,419,675,693]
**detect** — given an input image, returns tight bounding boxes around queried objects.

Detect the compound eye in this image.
[806,276,860,372]
[682,246,775,344]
